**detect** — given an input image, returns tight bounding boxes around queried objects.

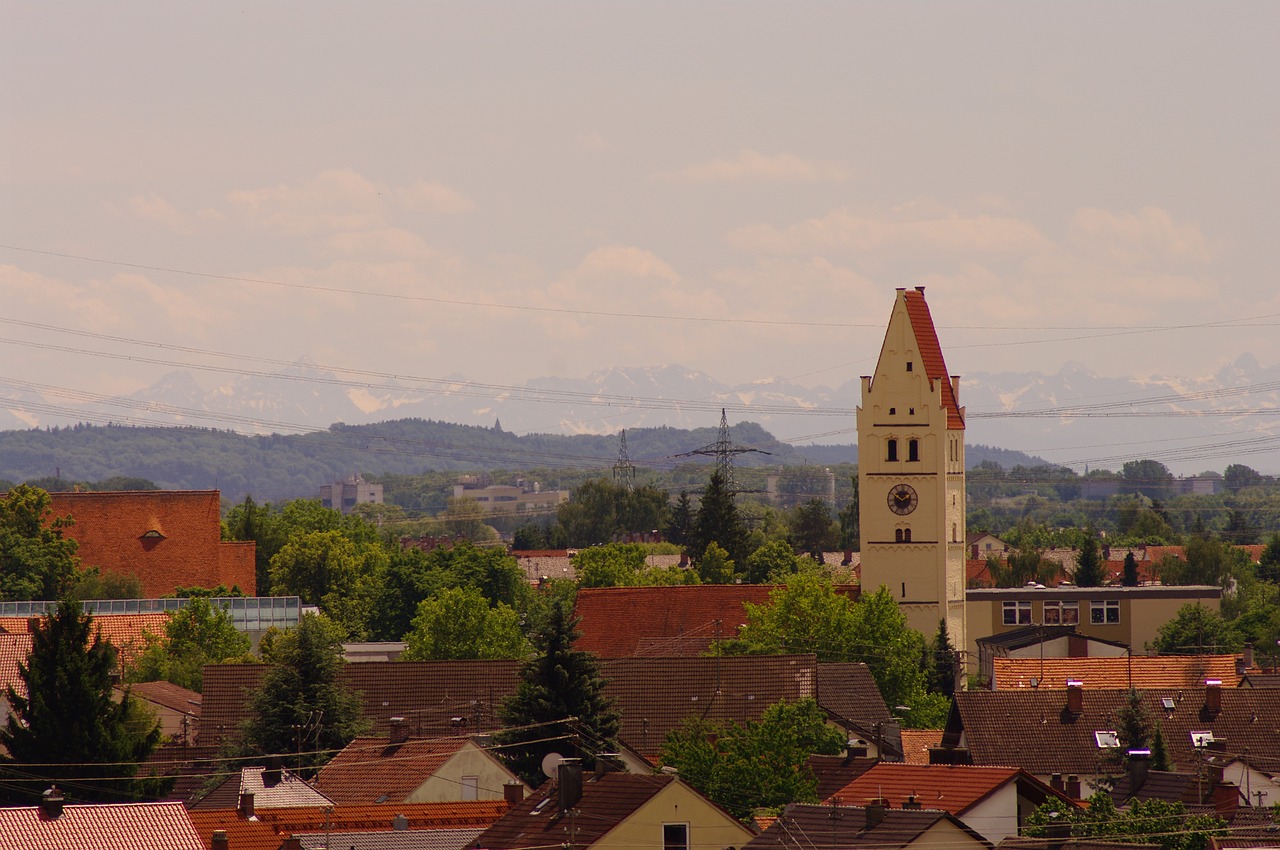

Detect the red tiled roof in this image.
[0,632,33,699]
[48,491,255,596]
[993,655,1241,691]
[903,288,964,431]
[259,801,510,835]
[574,585,778,658]
[190,766,334,811]
[187,810,282,850]
[315,736,471,805]
[0,800,204,850]
[124,680,203,717]
[0,612,167,670]
[747,803,987,850]
[901,729,945,765]
[829,763,1025,814]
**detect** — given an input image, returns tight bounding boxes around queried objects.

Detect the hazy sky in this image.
[3,3,1277,415]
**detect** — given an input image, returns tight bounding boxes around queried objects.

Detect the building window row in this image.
[895,528,912,543]
[1002,599,1121,626]
[886,438,919,462]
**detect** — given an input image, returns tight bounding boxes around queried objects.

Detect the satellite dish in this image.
[541,752,566,779]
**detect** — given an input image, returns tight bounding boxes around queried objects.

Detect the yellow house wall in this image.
[592,781,754,850]
[404,742,526,803]
[901,818,988,850]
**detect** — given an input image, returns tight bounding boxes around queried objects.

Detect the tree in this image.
[1121,459,1174,500]
[556,480,670,547]
[696,542,736,584]
[437,496,499,543]
[1072,529,1104,587]
[223,495,286,597]
[239,613,367,774]
[666,491,695,548]
[574,544,647,588]
[928,619,958,697]
[0,484,82,601]
[1122,551,1140,587]
[988,545,1057,588]
[1115,689,1153,753]
[1149,603,1241,655]
[495,599,619,785]
[790,499,836,562]
[1223,464,1264,493]
[658,697,845,821]
[837,475,859,551]
[1026,791,1224,850]
[691,471,748,565]
[129,597,251,691]
[744,540,805,584]
[401,587,527,660]
[0,600,166,803]
[1260,533,1280,584]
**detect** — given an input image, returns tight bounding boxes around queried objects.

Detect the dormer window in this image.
[140,530,165,539]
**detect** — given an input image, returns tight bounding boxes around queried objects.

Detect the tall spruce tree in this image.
[239,613,366,774]
[495,599,619,785]
[1122,551,1140,587]
[1073,529,1104,587]
[0,600,167,803]
[929,619,959,697]
[691,471,748,565]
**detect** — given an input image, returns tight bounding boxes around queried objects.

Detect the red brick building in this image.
[49,491,255,597]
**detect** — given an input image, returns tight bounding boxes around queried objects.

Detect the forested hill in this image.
[0,419,1047,504]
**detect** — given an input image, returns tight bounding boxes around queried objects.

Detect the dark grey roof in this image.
[746,803,990,850]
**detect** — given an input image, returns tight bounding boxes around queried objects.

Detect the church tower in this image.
[857,287,966,650]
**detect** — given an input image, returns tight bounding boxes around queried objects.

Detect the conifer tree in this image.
[495,599,619,785]
[0,600,167,803]
[691,471,747,565]
[1073,528,1104,587]
[1122,551,1140,587]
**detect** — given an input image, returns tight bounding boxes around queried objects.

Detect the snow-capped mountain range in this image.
[3,355,1278,475]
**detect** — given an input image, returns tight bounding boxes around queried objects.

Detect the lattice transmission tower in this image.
[676,408,770,496]
[612,429,636,491]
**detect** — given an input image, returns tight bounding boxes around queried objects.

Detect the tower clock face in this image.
[887,483,919,515]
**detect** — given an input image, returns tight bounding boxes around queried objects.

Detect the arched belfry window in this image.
[887,439,898,462]
[895,529,904,543]
[903,528,912,543]
[908,439,919,462]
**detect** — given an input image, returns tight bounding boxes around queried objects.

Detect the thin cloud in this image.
[664,150,851,183]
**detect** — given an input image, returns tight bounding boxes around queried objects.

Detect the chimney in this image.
[1242,643,1254,670]
[280,838,303,850]
[263,756,282,788]
[1212,781,1240,817]
[557,761,583,812]
[1064,775,1081,799]
[211,830,229,850]
[238,790,255,819]
[1045,819,1072,850]
[846,738,868,762]
[392,813,409,831]
[504,781,525,805]
[1127,749,1150,793]
[389,716,409,745]
[1066,680,1084,715]
[593,753,619,779]
[1050,774,1064,793]
[39,786,64,819]
[902,794,922,810]
[1204,679,1222,716]
[865,799,887,828]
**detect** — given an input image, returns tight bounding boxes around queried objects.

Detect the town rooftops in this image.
[190,765,335,811]
[828,763,1071,816]
[746,802,990,850]
[316,735,475,805]
[947,687,1280,775]
[992,655,1241,691]
[0,799,204,850]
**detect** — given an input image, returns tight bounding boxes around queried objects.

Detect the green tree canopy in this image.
[1026,791,1224,850]
[692,471,748,565]
[0,484,83,601]
[658,697,845,821]
[495,599,619,785]
[790,499,836,562]
[238,613,367,775]
[744,540,805,584]
[128,597,252,691]
[401,586,528,660]
[1149,603,1241,655]
[1072,529,1104,587]
[0,600,167,803]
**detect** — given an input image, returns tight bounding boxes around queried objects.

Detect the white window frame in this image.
[1090,600,1120,624]
[1002,601,1031,626]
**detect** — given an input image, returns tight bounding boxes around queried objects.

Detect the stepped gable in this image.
[903,288,964,430]
[992,655,1241,691]
[48,490,255,596]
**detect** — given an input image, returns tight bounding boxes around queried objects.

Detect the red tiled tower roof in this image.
[903,288,964,430]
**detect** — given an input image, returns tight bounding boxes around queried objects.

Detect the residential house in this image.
[968,532,1010,560]
[827,763,1077,845]
[0,793,204,850]
[190,764,335,811]
[116,680,202,741]
[976,626,1129,688]
[48,490,255,596]
[746,803,992,850]
[473,769,754,850]
[316,727,528,804]
[991,654,1241,692]
[935,684,1280,799]
[965,585,1223,665]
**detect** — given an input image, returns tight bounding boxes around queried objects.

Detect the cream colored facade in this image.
[404,739,528,803]
[858,288,966,650]
[597,779,755,850]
